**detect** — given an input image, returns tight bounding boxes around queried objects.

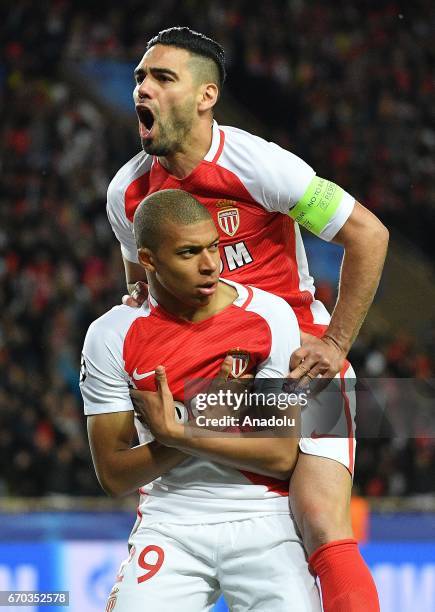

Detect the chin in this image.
[196,294,212,305]
[177,293,207,308]
[141,138,171,157]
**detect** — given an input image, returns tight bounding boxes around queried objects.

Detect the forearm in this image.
[94,441,187,497]
[132,369,298,481]
[122,256,147,293]
[171,432,298,480]
[328,206,389,353]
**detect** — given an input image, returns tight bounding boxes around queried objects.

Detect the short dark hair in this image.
[134,189,213,251]
[146,26,226,90]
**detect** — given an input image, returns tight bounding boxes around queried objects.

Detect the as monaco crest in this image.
[105,588,119,612]
[228,349,250,378]
[218,207,239,237]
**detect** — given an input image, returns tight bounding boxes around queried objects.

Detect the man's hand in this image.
[207,356,254,395]
[130,366,182,445]
[122,281,148,308]
[288,332,346,388]
[193,356,254,429]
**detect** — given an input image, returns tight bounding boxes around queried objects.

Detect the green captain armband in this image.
[289,176,343,236]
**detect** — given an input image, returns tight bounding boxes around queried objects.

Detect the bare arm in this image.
[327,201,389,352]
[87,410,187,497]
[123,256,147,295]
[172,428,298,480]
[289,201,388,381]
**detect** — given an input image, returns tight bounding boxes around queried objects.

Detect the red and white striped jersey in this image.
[80,280,300,524]
[107,121,355,333]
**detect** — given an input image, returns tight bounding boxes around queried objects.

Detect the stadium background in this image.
[1,0,434,610]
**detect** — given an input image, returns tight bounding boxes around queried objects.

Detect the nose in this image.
[136,76,153,100]
[199,249,218,274]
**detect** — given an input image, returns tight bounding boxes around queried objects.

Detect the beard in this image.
[141,138,171,156]
[141,119,172,156]
[141,101,196,157]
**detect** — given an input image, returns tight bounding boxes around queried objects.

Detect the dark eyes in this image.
[134,74,173,84]
[178,243,219,258]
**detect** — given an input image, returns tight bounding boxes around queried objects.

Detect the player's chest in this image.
[127,167,277,244]
[123,310,270,399]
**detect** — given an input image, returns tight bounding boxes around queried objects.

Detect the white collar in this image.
[203,120,221,162]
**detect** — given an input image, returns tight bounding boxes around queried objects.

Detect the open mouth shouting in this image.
[136,105,155,139]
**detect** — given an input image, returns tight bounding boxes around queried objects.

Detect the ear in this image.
[138,247,156,272]
[197,83,219,113]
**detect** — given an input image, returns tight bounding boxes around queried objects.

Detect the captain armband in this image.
[289,176,344,236]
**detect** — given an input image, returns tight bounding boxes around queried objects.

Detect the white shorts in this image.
[299,361,356,474]
[106,514,321,612]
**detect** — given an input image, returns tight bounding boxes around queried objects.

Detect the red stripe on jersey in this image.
[240,286,254,310]
[339,360,354,473]
[239,470,289,496]
[125,172,150,222]
[211,129,225,163]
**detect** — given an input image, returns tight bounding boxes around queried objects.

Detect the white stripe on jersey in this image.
[294,223,316,297]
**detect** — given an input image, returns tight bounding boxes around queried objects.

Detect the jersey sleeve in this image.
[80,319,133,416]
[257,141,355,241]
[106,151,153,264]
[220,128,355,241]
[106,178,139,264]
[254,296,300,379]
[243,287,300,379]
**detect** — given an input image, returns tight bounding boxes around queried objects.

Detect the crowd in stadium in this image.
[1,0,434,498]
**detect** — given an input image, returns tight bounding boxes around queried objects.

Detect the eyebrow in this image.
[176,237,220,251]
[134,66,179,79]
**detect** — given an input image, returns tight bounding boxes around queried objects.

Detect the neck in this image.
[159,117,214,179]
[149,279,237,323]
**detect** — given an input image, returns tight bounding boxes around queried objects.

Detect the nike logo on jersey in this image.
[132,368,155,380]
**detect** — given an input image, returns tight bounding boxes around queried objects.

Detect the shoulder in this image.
[219,125,272,164]
[107,151,152,205]
[217,125,314,210]
[228,279,297,325]
[248,286,297,323]
[220,124,266,145]
[84,304,150,351]
[246,286,300,357]
[219,125,308,169]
